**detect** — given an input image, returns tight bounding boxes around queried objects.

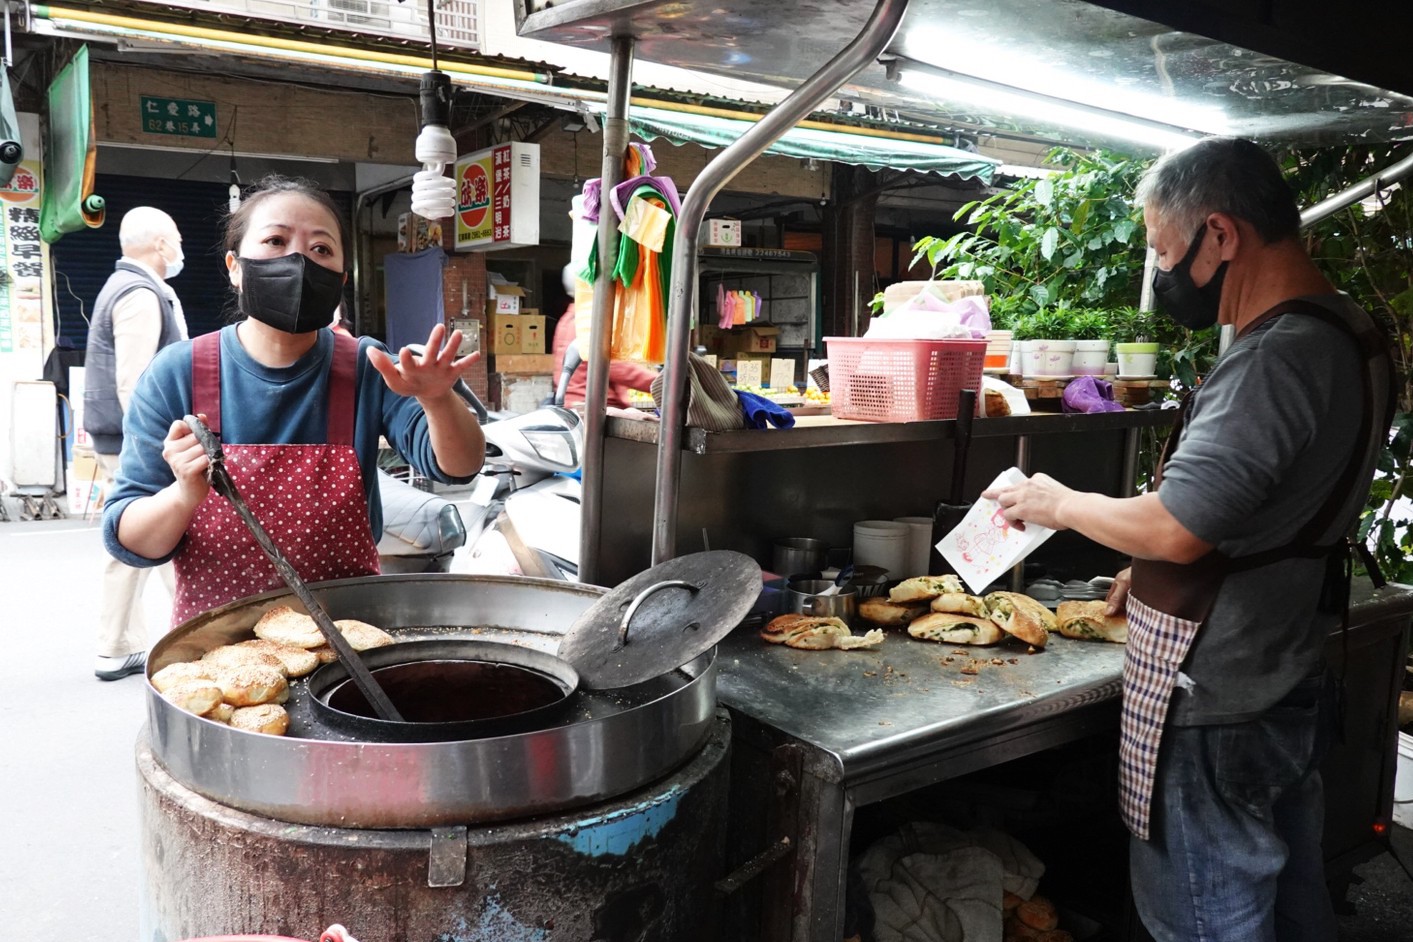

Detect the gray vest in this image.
[84,260,184,454]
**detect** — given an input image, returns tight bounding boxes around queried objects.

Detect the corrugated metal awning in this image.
[622,105,999,180]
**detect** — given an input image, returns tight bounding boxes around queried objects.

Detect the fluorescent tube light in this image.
[894,60,1203,153]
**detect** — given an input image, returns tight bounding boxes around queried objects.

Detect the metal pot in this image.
[785,578,858,624]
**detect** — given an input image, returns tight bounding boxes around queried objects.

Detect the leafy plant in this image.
[913,148,1150,316]
[1018,308,1072,340]
[1284,144,1413,582]
[1067,309,1110,340]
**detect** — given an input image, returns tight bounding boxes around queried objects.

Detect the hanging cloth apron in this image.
[1119,298,1396,840]
[170,331,382,626]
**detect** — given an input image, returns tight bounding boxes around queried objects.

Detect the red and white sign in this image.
[454,142,540,252]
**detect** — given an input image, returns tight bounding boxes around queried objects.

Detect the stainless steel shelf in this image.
[606,408,1178,455]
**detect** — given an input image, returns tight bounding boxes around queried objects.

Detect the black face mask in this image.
[1151,223,1228,331]
[237,253,345,334]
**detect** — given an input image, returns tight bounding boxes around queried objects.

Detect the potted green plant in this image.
[1068,309,1111,375]
[1110,305,1160,377]
[1014,309,1075,376]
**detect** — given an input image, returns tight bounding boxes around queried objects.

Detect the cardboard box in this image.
[487,283,525,314]
[66,469,104,516]
[489,314,547,355]
[70,446,99,485]
[701,218,742,247]
[724,324,780,355]
[489,372,553,414]
[397,212,443,252]
[492,353,554,374]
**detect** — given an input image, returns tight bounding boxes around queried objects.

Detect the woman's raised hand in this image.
[367,323,480,404]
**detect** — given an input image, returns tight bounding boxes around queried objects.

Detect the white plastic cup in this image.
[893,516,934,577]
[853,520,910,578]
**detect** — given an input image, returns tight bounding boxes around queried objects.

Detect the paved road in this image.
[2,511,1409,940]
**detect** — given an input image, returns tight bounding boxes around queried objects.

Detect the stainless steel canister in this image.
[785,578,857,624]
[772,537,827,577]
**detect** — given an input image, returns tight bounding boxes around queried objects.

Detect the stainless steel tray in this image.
[146,574,717,828]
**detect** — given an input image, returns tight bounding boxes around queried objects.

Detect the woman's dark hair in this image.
[1135,137,1301,244]
[223,173,350,270]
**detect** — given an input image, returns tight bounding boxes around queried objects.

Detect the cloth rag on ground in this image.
[1061,375,1125,414]
[736,390,796,429]
[856,821,1045,942]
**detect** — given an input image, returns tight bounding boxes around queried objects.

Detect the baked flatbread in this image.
[983,591,1054,648]
[238,638,321,677]
[929,592,989,617]
[202,644,288,676]
[888,574,965,603]
[229,703,290,736]
[210,663,289,707]
[206,702,236,724]
[333,619,396,652]
[1055,600,1128,643]
[161,679,224,716]
[907,612,1005,645]
[859,598,929,627]
[760,613,885,650]
[150,661,215,693]
[252,605,324,649]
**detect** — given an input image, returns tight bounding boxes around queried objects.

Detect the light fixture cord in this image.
[426,0,439,72]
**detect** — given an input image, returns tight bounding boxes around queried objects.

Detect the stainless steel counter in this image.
[715,582,1413,941]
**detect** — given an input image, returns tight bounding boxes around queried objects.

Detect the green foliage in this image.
[917,148,1150,316]
[1012,308,1071,341]
[1285,145,1413,583]
[1066,309,1111,340]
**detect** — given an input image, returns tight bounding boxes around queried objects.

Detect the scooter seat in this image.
[376,470,467,557]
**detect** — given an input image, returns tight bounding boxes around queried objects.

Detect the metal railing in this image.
[146,0,480,50]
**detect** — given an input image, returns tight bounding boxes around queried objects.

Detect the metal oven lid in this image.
[557,550,761,690]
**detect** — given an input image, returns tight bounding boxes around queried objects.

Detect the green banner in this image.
[140,96,218,138]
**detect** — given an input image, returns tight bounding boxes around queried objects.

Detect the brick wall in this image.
[437,224,489,403]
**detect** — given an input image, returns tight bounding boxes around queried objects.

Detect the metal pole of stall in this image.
[579,34,635,586]
[650,0,911,565]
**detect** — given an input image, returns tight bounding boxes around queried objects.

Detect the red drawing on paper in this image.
[958,507,1013,564]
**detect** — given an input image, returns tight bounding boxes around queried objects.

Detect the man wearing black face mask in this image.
[984,138,1394,942]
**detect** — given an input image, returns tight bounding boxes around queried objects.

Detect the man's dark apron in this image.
[1119,299,1394,840]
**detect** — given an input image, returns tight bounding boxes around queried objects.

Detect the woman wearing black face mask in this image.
[102,175,485,623]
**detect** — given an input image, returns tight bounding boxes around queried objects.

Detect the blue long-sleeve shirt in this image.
[103,325,474,566]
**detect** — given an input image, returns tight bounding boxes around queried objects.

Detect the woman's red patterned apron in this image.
[1120,298,1393,840]
[170,330,381,625]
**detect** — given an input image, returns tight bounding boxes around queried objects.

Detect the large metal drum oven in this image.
[138,573,733,941]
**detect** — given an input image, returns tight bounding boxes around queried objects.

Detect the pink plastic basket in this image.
[824,337,987,422]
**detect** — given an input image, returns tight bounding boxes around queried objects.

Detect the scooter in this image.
[452,360,585,581]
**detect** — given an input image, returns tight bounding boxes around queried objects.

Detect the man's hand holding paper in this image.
[983,471,1075,532]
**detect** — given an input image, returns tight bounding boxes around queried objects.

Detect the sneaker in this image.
[95,651,146,681]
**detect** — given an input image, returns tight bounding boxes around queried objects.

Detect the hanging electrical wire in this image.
[410,0,456,219]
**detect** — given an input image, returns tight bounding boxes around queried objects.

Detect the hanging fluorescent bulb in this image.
[892,59,1202,153]
[411,68,457,220]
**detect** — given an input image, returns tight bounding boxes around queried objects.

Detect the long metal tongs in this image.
[183,415,403,722]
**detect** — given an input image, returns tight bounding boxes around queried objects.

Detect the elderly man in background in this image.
[86,206,188,680]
